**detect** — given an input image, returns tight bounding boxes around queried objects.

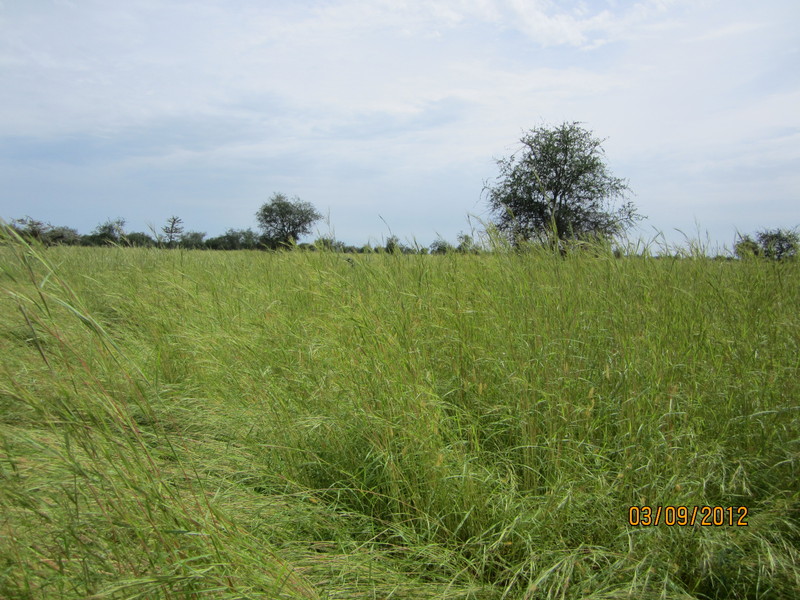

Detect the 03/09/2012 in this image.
[628,506,748,527]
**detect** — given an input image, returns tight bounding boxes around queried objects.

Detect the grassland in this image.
[1,233,798,599]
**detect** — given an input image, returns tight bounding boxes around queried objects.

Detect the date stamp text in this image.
[628,506,749,527]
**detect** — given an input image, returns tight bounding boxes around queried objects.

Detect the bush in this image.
[736,229,798,260]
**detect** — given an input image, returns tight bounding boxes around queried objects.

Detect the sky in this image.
[1,0,798,251]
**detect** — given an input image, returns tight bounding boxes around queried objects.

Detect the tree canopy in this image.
[82,218,126,246]
[255,193,321,248]
[735,229,798,260]
[484,122,641,243]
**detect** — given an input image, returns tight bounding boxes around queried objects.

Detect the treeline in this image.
[4,215,799,260]
[4,216,483,255]
[5,124,798,259]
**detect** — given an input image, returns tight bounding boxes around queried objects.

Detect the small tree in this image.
[162,216,184,248]
[124,232,157,247]
[735,229,798,260]
[314,236,346,252]
[484,122,640,244]
[384,235,412,254]
[180,231,206,249]
[84,218,125,245]
[45,225,81,246]
[206,228,259,250]
[204,234,229,251]
[11,217,51,242]
[255,193,321,248]
[430,238,454,254]
[385,235,401,254]
[734,235,760,259]
[756,228,798,260]
[456,233,480,254]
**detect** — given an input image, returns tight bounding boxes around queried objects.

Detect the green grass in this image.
[1,231,798,599]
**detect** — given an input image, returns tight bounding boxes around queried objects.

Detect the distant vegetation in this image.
[5,123,797,258]
[5,214,798,261]
[1,227,798,598]
[5,214,496,255]
[735,228,799,261]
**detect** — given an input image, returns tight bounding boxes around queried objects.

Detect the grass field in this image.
[1,232,798,599]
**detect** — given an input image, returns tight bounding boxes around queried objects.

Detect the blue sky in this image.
[1,0,797,250]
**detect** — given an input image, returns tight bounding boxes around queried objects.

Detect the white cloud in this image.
[685,21,765,43]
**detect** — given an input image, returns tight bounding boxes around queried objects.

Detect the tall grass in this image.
[1,229,798,599]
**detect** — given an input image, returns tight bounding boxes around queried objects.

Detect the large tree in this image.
[484,122,640,243]
[256,193,321,248]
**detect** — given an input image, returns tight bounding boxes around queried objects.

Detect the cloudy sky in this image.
[1,0,797,250]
